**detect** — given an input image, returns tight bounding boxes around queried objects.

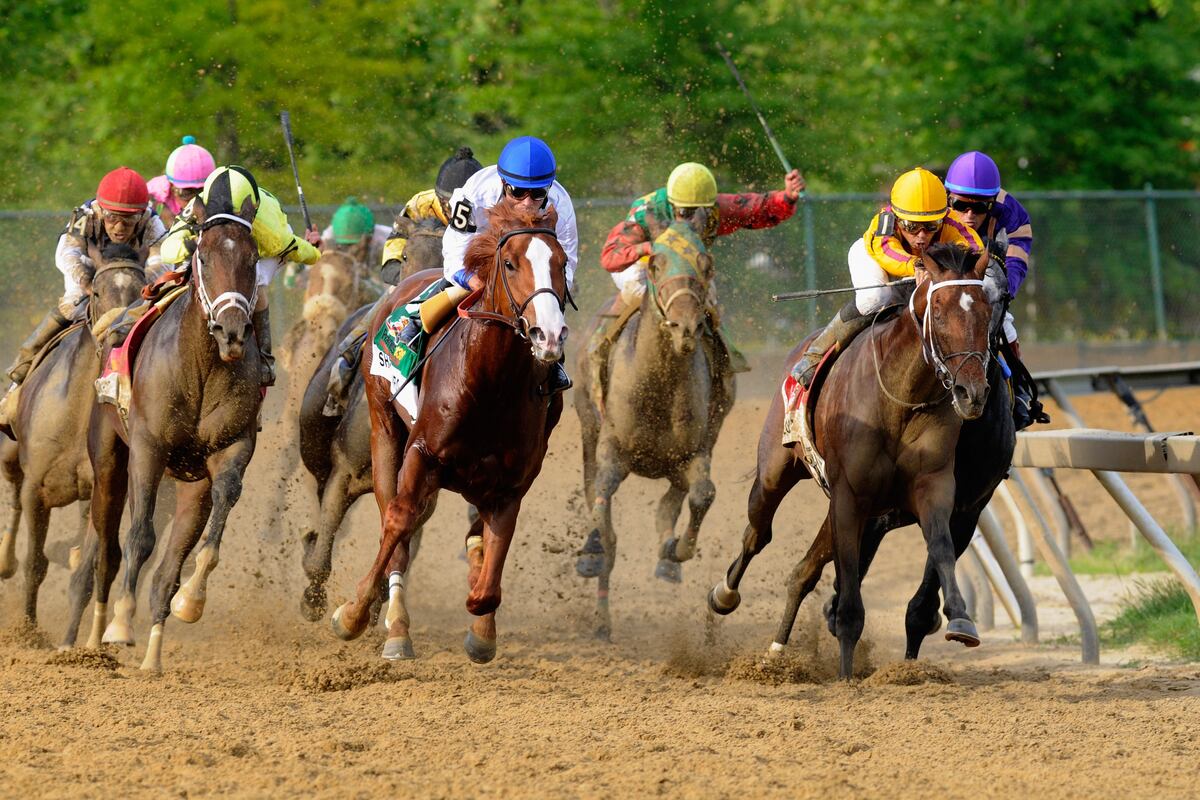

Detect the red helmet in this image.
[96,167,149,213]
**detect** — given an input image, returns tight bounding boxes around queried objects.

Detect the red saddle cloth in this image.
[96,286,190,423]
[780,345,838,496]
[781,346,838,426]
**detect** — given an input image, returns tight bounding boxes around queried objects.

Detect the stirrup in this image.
[539,363,572,396]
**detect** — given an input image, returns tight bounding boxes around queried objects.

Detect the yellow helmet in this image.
[200,165,260,215]
[889,167,948,222]
[667,162,718,208]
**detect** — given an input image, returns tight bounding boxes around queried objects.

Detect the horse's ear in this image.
[698,252,715,282]
[391,215,416,238]
[192,196,208,225]
[239,195,257,224]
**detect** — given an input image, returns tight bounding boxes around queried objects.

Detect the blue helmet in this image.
[945,151,1001,198]
[497,136,557,189]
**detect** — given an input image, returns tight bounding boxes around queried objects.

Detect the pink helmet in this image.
[165,136,215,188]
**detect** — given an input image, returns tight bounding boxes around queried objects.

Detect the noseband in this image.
[192,213,257,332]
[463,226,574,339]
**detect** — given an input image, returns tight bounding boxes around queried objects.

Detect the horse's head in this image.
[647,208,713,356]
[190,195,259,363]
[389,216,445,284]
[914,242,992,420]
[91,243,149,316]
[466,204,568,364]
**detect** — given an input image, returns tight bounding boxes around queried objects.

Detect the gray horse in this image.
[2,246,146,631]
[573,211,733,639]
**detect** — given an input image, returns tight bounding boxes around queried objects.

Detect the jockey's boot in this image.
[252,307,275,387]
[790,301,871,389]
[6,307,72,385]
[544,357,572,395]
[322,332,368,418]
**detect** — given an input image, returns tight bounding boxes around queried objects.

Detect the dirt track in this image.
[1,379,1199,798]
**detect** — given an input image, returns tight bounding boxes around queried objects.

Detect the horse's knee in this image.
[689,478,716,509]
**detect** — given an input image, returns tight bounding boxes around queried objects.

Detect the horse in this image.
[708,242,1005,679]
[572,210,732,640]
[0,247,147,630]
[329,202,569,663]
[295,222,452,655]
[63,195,264,671]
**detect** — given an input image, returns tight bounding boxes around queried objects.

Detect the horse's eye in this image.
[504,259,515,271]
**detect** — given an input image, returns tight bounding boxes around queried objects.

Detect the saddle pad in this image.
[780,346,837,496]
[96,285,189,418]
[367,277,449,424]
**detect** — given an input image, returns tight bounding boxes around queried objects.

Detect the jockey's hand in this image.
[1009,340,1022,360]
[304,226,323,248]
[468,274,485,292]
[784,169,806,201]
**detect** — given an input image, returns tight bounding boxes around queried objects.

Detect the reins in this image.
[460,226,575,339]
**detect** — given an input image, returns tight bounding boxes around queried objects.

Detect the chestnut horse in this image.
[331,203,568,663]
[64,197,263,671]
[709,243,1001,678]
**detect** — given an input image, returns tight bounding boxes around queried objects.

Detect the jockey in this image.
[322,147,483,415]
[945,150,1038,425]
[4,167,166,388]
[438,135,578,393]
[320,197,390,265]
[146,136,216,228]
[597,162,805,372]
[379,146,483,282]
[159,165,322,386]
[790,167,983,389]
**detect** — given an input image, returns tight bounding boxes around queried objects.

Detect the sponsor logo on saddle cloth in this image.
[780,348,836,497]
[368,278,442,423]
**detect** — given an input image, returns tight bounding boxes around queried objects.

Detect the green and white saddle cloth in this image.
[368,279,443,422]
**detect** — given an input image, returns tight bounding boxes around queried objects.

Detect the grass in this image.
[1101,578,1200,661]
[1033,534,1200,577]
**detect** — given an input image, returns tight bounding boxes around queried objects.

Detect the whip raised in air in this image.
[279,110,313,232]
[772,278,915,302]
[715,41,803,198]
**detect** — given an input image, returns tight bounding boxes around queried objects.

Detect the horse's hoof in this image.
[300,587,327,623]
[945,618,981,648]
[463,629,496,664]
[595,625,612,642]
[574,529,604,578]
[654,559,682,583]
[0,557,17,580]
[330,603,364,641]
[707,581,741,615]
[824,597,837,637]
[382,637,416,661]
[170,591,204,624]
[101,620,134,647]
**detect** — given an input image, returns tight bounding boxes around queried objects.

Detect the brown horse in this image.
[0,247,147,630]
[64,196,264,671]
[709,243,996,678]
[572,212,732,640]
[330,203,568,663]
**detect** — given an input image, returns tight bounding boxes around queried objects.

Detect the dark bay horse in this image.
[65,196,264,671]
[709,243,1003,678]
[573,212,732,640]
[3,247,147,631]
[330,203,568,663]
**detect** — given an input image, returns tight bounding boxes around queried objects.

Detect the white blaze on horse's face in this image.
[959,293,974,312]
[524,236,567,363]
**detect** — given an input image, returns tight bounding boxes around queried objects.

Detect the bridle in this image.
[872,273,990,410]
[460,226,574,340]
[646,229,709,325]
[192,213,257,332]
[87,259,148,328]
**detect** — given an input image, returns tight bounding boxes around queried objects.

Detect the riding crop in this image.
[279,109,313,232]
[715,41,803,199]
[772,278,915,302]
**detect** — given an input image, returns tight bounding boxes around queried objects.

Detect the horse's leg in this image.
[463,531,497,664]
[60,526,96,649]
[770,516,834,653]
[332,452,437,641]
[830,484,867,680]
[652,480,687,583]
[904,508,987,659]
[574,410,605,579]
[663,454,717,567]
[67,499,89,571]
[381,501,434,662]
[300,469,354,622]
[462,499,521,662]
[826,514,895,637]
[0,475,22,579]
[170,440,254,625]
[708,451,805,615]
[72,418,127,649]
[915,477,978,648]
[18,483,49,625]
[103,437,164,646]
[141,478,212,672]
[592,442,629,641]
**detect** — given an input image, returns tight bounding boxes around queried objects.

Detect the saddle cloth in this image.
[95,286,190,420]
[780,346,837,496]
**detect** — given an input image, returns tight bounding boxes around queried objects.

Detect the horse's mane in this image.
[463,203,556,283]
[924,242,975,275]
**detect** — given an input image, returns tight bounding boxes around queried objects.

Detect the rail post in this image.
[1143,183,1168,342]
[978,506,1039,643]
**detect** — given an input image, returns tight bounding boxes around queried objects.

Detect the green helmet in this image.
[331,197,375,244]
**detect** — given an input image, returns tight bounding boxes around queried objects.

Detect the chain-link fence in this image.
[0,189,1196,361]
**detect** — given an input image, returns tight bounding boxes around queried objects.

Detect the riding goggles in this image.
[949,196,994,215]
[504,183,548,201]
[898,218,941,234]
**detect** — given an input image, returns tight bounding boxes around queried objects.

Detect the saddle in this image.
[94,285,190,421]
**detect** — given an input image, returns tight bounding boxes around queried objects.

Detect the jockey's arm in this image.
[714,190,798,236]
[54,230,91,294]
[996,193,1033,297]
[552,192,579,289]
[144,214,168,275]
[600,219,652,273]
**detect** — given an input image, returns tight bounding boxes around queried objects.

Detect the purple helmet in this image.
[945,151,1001,198]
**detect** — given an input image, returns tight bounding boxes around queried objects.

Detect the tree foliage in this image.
[0,0,1196,209]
